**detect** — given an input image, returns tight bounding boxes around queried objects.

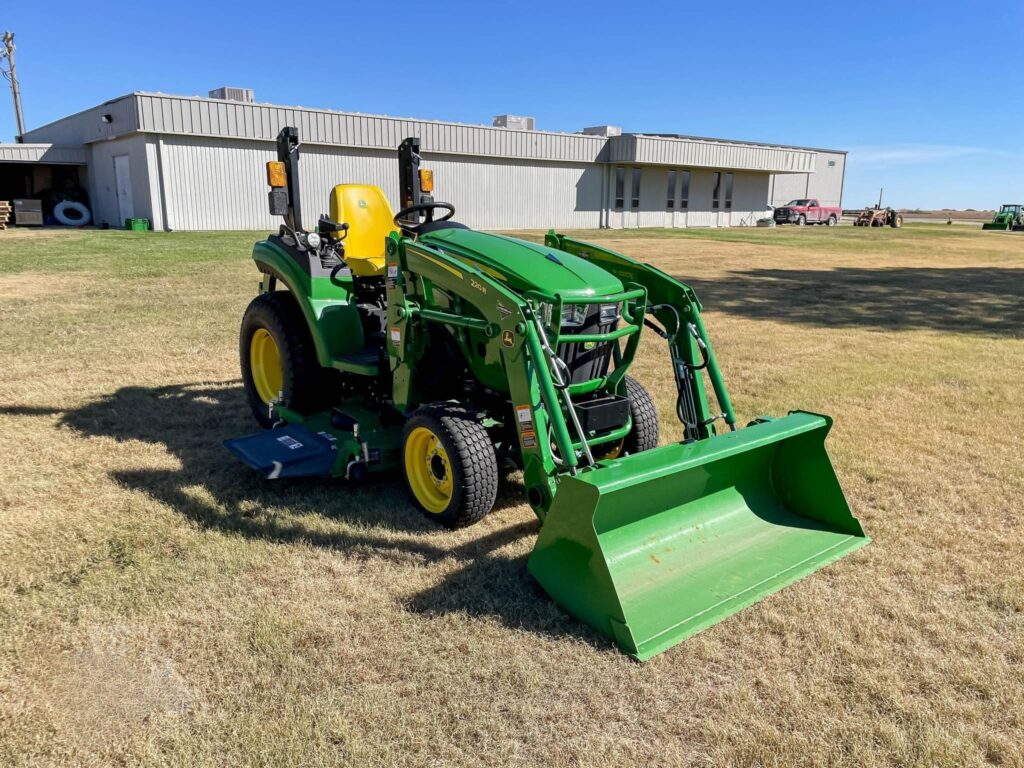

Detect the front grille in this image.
[557,310,615,385]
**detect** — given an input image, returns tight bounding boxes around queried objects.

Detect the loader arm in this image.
[546,231,735,440]
[387,232,588,515]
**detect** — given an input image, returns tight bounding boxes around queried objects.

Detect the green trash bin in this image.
[125,218,150,231]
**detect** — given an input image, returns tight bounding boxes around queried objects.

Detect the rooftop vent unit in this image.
[492,114,536,131]
[582,125,622,137]
[208,87,255,103]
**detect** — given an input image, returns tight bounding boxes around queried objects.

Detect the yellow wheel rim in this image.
[250,328,283,405]
[404,426,454,514]
[602,439,624,460]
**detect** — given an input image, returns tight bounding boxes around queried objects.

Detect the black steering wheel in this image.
[394,202,455,233]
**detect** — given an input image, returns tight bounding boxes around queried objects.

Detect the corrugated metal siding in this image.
[86,135,155,228]
[428,153,603,230]
[156,136,604,231]
[160,137,275,230]
[20,96,138,145]
[769,172,811,207]
[134,94,607,164]
[805,151,845,208]
[18,92,846,232]
[0,143,89,164]
[608,134,815,173]
[730,172,772,226]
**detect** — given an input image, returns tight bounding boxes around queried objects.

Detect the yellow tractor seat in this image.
[328,184,400,277]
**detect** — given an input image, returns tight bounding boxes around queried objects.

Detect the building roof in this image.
[20,92,838,174]
[637,133,846,155]
[0,143,90,164]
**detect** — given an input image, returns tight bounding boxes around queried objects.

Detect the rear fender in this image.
[252,238,363,365]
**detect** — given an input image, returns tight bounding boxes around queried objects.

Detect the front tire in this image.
[623,376,660,455]
[595,377,660,460]
[240,291,327,428]
[797,214,806,226]
[402,404,498,528]
[890,213,903,228]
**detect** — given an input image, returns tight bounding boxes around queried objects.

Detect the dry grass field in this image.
[1,224,1022,767]
[899,210,994,222]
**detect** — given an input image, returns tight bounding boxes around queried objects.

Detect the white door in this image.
[113,154,134,224]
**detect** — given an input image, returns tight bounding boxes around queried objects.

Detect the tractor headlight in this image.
[560,304,587,327]
[599,302,621,325]
[538,302,588,328]
[305,232,322,250]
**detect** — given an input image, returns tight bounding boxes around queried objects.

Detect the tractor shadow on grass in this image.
[49,382,602,650]
[684,267,1024,336]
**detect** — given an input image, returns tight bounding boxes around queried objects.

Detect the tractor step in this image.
[334,347,381,375]
[225,424,338,479]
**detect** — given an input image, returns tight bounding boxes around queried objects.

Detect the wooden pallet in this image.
[0,201,10,231]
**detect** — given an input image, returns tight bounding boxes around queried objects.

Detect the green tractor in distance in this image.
[226,127,869,661]
[982,204,1024,231]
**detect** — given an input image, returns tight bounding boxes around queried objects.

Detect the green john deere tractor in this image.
[226,127,869,660]
[982,204,1024,231]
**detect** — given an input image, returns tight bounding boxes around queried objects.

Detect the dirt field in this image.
[1,224,1022,767]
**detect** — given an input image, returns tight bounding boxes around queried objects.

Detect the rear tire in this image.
[827,215,837,226]
[240,291,329,428]
[622,376,660,455]
[402,404,498,528]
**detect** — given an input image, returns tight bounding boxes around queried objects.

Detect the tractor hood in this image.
[420,228,623,300]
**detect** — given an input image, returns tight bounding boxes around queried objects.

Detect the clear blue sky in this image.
[2,1,1020,209]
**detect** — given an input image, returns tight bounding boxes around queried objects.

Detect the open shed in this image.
[0,143,91,224]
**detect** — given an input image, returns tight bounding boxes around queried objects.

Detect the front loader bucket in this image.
[528,411,868,661]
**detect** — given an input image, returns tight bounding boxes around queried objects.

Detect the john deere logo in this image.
[501,330,514,347]
[358,199,367,208]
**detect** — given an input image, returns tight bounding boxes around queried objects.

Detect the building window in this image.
[712,172,721,210]
[666,170,676,210]
[614,167,625,210]
[724,173,734,210]
[631,167,641,209]
[679,170,690,210]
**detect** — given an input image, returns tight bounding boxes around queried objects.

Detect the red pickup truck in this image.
[773,198,842,226]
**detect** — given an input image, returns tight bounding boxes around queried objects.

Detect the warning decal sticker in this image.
[515,404,534,433]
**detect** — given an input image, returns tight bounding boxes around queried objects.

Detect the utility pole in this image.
[1,31,26,138]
